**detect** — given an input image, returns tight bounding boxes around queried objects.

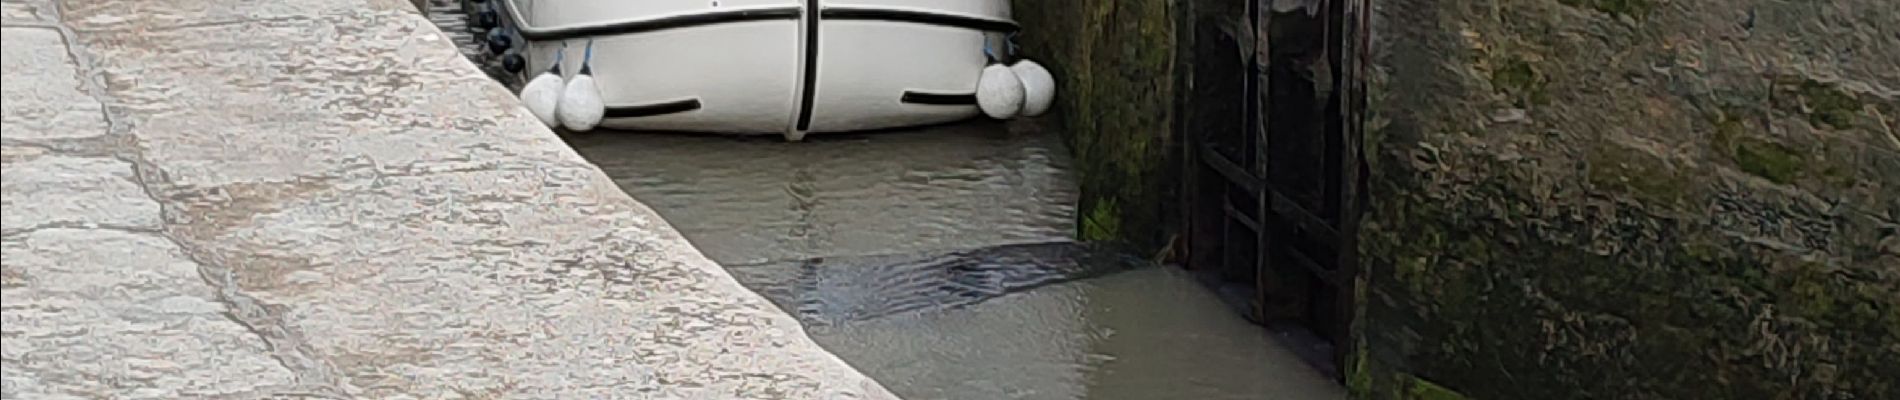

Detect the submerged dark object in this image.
[731,241,1149,327]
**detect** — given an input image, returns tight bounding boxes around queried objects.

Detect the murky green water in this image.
[565,124,1076,267]
[562,124,1342,400]
[430,1,1340,396]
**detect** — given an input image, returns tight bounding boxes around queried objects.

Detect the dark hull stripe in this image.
[794,0,820,131]
[603,98,703,118]
[821,7,1021,32]
[899,91,977,105]
[508,6,801,41]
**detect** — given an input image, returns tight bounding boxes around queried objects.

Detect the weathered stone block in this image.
[1,27,108,141]
[1,229,296,398]
[0,155,160,232]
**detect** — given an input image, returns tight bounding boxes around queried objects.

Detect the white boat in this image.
[483,0,1057,141]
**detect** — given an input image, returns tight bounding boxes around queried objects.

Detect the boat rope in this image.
[583,39,594,64]
[578,39,596,74]
[1006,31,1020,57]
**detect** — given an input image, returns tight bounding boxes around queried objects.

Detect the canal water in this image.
[430,1,1342,398]
[563,127,1341,400]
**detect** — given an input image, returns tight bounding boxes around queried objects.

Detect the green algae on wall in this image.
[1015,0,1895,397]
[1787,79,1865,130]
[1012,0,1179,254]
[1400,376,1467,400]
[1355,0,1900,398]
[1731,136,1804,184]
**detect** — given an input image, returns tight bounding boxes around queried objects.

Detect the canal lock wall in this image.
[1013,0,1898,398]
[1012,0,1183,255]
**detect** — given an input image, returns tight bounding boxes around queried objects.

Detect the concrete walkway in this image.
[0,0,896,398]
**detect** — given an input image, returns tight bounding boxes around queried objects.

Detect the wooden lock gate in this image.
[1178,0,1371,381]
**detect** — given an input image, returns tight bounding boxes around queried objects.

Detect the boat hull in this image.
[498,0,1014,137]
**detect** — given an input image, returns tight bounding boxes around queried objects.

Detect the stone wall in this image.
[1012,0,1180,254]
[1352,0,1899,398]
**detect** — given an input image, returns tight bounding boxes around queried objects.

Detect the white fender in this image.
[976,64,1025,120]
[1010,59,1056,117]
[558,72,604,132]
[519,67,564,128]
[558,41,604,132]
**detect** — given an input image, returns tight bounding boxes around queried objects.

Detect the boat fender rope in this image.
[1006,31,1021,57]
[579,39,594,75]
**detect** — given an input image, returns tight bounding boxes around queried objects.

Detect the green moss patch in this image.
[1586,144,1692,207]
[1705,104,1816,185]
[1732,137,1804,184]
[1348,346,1374,396]
[1398,374,1469,400]
[1819,164,1857,187]
[1709,105,1749,149]
[1771,261,1896,334]
[1557,0,1655,19]
[1489,57,1548,107]
[1080,198,1122,242]
[1796,80,1863,130]
[1770,78,1865,130]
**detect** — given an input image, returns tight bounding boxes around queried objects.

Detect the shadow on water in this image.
[731,241,1148,328]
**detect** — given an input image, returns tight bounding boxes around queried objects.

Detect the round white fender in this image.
[519,65,564,128]
[559,41,604,132]
[976,64,1025,120]
[1010,59,1056,117]
[558,72,604,132]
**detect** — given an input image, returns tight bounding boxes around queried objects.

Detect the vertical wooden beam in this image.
[1245,0,1276,324]
[1330,0,1372,378]
[1177,0,1207,273]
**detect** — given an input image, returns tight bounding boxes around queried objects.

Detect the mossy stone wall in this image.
[1353,0,1899,398]
[1013,0,1179,254]
[1018,0,1895,397]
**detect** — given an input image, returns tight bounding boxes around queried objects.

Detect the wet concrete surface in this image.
[564,126,1345,400]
